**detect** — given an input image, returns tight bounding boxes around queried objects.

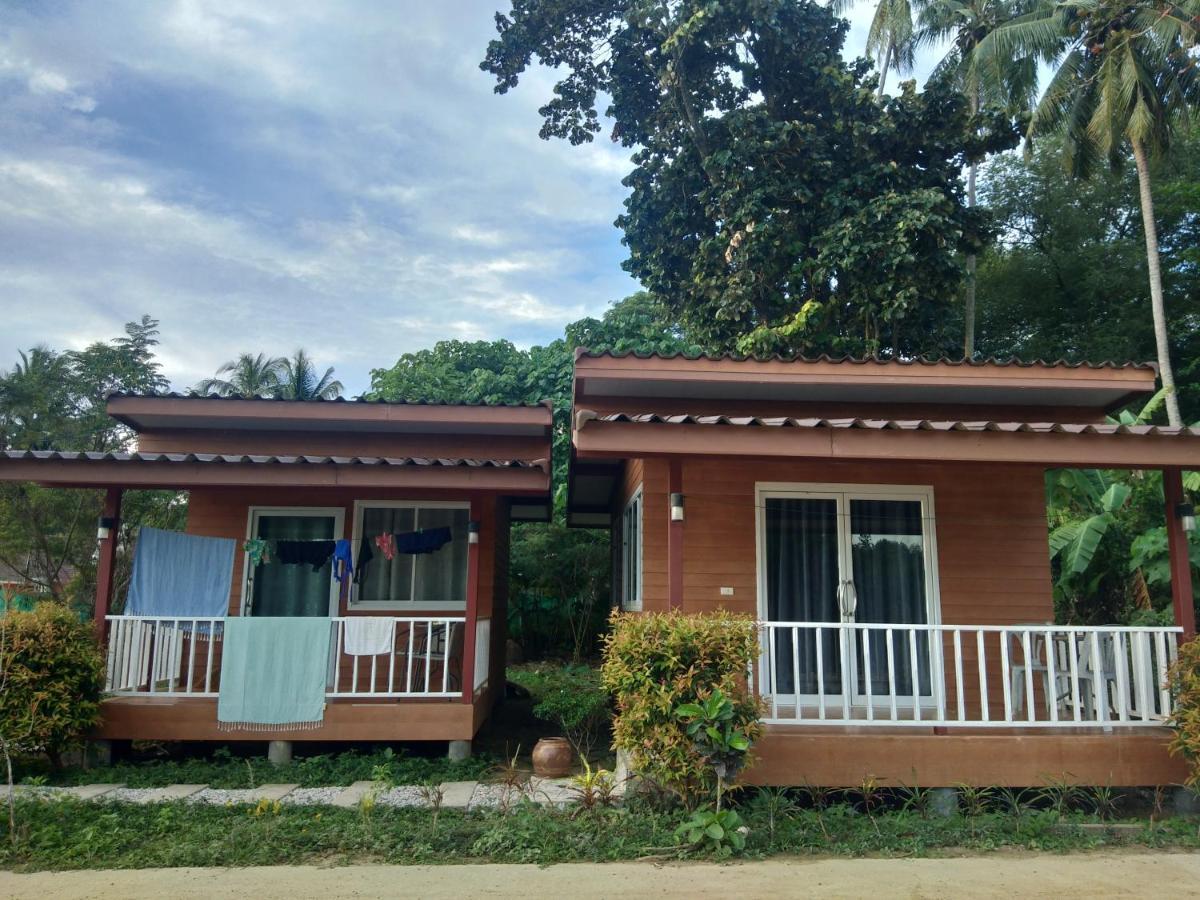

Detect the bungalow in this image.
[567,350,1199,787]
[0,393,554,757]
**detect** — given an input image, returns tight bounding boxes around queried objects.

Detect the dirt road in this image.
[2,852,1198,899]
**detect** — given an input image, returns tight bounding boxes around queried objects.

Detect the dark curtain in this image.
[766,498,841,695]
[250,515,336,617]
[850,499,931,697]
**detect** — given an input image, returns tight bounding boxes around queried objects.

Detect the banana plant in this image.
[1048,478,1131,577]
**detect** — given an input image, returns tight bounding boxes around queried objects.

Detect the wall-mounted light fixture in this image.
[670,492,685,522]
[468,520,480,544]
[1177,502,1196,533]
[97,516,116,541]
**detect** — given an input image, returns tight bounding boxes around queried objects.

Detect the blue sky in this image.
[0,2,943,396]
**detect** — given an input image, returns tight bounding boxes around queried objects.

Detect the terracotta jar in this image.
[532,737,573,777]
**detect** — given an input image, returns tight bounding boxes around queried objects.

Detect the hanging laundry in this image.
[243,539,271,567]
[353,536,374,586]
[275,540,336,572]
[342,617,395,656]
[374,532,396,561]
[127,527,235,618]
[394,526,453,555]
[331,539,354,583]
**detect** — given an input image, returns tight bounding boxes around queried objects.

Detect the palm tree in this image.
[975,0,1200,425]
[194,353,284,398]
[831,0,917,96]
[276,349,343,401]
[916,0,1037,356]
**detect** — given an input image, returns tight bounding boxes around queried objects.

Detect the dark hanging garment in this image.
[394,526,453,555]
[275,539,337,572]
[353,536,374,586]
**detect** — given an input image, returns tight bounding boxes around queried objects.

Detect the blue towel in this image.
[126,527,235,619]
[217,617,329,731]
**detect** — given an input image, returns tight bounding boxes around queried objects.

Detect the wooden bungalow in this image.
[567,350,1199,786]
[0,393,554,753]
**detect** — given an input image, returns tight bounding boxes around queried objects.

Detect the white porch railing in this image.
[473,617,491,695]
[104,615,465,700]
[757,622,1183,728]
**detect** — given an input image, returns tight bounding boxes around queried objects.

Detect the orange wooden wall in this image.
[620,457,1053,623]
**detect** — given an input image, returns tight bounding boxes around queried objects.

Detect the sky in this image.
[0,1,944,396]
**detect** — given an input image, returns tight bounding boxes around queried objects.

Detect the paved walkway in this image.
[2,853,1199,899]
[4,776,579,809]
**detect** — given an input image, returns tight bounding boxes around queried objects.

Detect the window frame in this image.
[349,499,471,612]
[240,506,345,617]
[620,488,643,611]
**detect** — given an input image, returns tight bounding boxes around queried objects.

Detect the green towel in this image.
[217,617,329,731]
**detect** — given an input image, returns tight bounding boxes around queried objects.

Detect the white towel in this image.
[343,617,395,656]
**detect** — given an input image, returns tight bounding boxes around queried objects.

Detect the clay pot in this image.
[532,737,573,777]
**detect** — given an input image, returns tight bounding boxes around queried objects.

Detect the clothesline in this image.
[243,527,456,587]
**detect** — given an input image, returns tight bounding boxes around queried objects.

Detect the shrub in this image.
[1168,635,1200,787]
[600,610,762,806]
[0,604,105,767]
[517,664,611,758]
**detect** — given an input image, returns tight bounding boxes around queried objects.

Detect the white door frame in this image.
[240,506,346,617]
[754,482,944,713]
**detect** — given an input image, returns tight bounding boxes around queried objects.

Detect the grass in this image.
[1,796,1198,871]
[18,747,493,789]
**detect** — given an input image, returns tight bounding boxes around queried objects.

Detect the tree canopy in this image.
[482,0,1019,356]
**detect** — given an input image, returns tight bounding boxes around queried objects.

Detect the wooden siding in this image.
[624,457,1054,624]
[137,428,549,462]
[745,726,1186,787]
[180,485,506,618]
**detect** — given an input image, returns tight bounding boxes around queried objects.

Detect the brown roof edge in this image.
[107,394,554,432]
[574,349,1159,372]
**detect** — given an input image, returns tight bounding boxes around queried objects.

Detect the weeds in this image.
[954,784,994,817]
[1036,773,1084,818]
[567,756,618,812]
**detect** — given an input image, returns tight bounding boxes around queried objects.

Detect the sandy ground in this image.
[3,853,1200,900]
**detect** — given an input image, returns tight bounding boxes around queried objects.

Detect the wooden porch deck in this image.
[745,724,1186,787]
[94,689,496,743]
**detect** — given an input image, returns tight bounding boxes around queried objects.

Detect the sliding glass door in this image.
[759,485,940,712]
[244,508,344,617]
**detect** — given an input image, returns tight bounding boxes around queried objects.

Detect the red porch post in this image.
[460,502,481,703]
[1163,467,1196,640]
[668,458,683,610]
[93,486,123,643]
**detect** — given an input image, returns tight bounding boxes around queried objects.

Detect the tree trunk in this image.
[877,41,892,99]
[1131,137,1182,427]
[963,87,979,359]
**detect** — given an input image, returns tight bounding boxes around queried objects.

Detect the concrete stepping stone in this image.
[140,784,207,802]
[249,784,298,802]
[526,776,576,807]
[331,781,378,808]
[63,783,124,800]
[438,780,478,809]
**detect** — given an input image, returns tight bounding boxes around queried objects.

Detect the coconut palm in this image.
[974,0,1200,424]
[831,0,917,95]
[276,349,343,401]
[916,0,1037,356]
[194,353,284,398]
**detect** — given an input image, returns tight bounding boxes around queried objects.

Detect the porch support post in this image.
[1163,467,1196,640]
[460,501,481,704]
[668,458,683,610]
[94,486,123,643]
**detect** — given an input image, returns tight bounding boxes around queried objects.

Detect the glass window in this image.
[354,504,469,607]
[621,492,642,610]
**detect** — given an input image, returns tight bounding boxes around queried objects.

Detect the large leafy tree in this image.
[916,0,1037,355]
[976,130,1200,418]
[0,318,182,609]
[975,0,1200,424]
[482,0,1018,357]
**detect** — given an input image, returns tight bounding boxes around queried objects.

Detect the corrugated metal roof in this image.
[105,391,552,409]
[574,349,1157,371]
[579,411,1199,436]
[0,450,549,471]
